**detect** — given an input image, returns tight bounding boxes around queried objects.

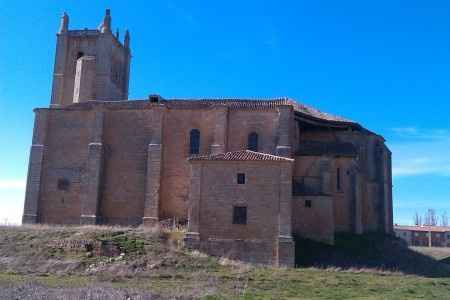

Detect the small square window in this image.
[237,173,245,184]
[57,178,70,191]
[233,206,247,224]
[305,200,312,208]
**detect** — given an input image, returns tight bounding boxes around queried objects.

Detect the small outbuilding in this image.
[184,150,295,267]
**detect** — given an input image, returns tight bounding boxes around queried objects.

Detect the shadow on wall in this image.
[294,233,450,278]
[441,257,450,266]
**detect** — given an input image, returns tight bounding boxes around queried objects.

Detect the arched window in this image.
[247,132,258,152]
[189,129,200,155]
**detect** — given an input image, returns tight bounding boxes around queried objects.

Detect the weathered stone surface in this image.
[186,159,295,266]
[22,9,393,267]
[50,12,130,107]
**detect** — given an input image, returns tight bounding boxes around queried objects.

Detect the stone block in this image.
[184,232,200,249]
[22,214,38,224]
[80,214,98,225]
[278,235,295,267]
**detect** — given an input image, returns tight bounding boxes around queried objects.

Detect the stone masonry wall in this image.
[29,101,392,238]
[199,161,280,239]
[227,110,279,154]
[292,195,335,244]
[159,108,216,220]
[186,160,294,266]
[159,107,281,220]
[101,109,160,225]
[51,31,129,107]
[39,110,93,224]
[295,127,391,234]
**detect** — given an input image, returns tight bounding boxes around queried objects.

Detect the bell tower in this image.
[50,9,131,107]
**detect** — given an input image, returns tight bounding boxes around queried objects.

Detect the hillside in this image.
[0,225,450,299]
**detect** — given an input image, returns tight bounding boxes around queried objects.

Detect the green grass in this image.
[1,225,450,299]
[1,268,449,299]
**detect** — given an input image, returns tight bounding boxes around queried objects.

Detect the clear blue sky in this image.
[0,1,449,225]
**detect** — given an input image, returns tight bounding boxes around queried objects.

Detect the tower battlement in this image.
[50,9,131,107]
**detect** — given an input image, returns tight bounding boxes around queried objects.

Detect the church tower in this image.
[50,9,131,107]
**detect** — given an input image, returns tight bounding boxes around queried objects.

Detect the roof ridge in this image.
[164,97,290,101]
[64,97,356,126]
[244,149,288,159]
[188,149,294,162]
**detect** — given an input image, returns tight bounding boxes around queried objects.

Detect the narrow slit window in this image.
[233,206,247,224]
[336,168,341,191]
[247,132,258,152]
[237,173,245,184]
[189,129,200,155]
[305,199,312,208]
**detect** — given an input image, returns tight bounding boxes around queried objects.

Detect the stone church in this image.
[22,10,393,266]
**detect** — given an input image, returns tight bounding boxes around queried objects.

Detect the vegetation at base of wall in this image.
[0,225,449,300]
[295,232,450,278]
[97,232,146,255]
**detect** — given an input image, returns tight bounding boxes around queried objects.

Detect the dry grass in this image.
[0,281,178,300]
[1,226,450,299]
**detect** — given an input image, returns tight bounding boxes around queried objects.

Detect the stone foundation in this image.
[22,214,39,224]
[184,232,200,249]
[186,237,292,266]
[80,215,98,225]
[277,235,295,267]
[204,238,274,265]
[142,217,159,227]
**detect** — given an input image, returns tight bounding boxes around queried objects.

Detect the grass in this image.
[1,267,449,299]
[1,225,450,299]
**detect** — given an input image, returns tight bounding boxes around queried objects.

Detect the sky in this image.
[0,1,449,225]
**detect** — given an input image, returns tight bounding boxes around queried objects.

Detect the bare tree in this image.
[441,211,448,227]
[413,212,422,226]
[424,209,438,226]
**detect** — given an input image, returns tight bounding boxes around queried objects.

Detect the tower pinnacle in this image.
[58,12,69,33]
[124,30,130,49]
[99,9,112,33]
[51,9,131,106]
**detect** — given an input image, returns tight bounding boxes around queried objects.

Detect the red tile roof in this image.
[63,97,356,126]
[394,225,450,233]
[188,150,294,162]
[162,98,354,123]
